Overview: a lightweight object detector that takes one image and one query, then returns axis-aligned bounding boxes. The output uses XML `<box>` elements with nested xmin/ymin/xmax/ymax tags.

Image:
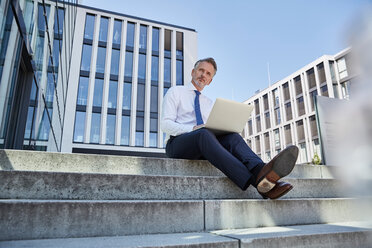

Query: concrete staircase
<box><xmin>0</xmin><ymin>149</ymin><xmax>371</xmax><ymax>247</ymax></box>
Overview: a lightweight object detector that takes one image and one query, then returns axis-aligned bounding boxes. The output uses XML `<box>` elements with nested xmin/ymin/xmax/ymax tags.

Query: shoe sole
<box><xmin>271</xmin><ymin>145</ymin><xmax>299</xmax><ymax>178</ymax></box>
<box><xmin>257</xmin><ymin>146</ymin><xmax>299</xmax><ymax>193</ymax></box>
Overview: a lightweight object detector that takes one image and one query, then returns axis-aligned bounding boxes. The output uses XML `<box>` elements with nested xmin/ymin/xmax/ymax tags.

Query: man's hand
<box><xmin>193</xmin><ymin>124</ymin><xmax>205</xmax><ymax>131</ymax></box>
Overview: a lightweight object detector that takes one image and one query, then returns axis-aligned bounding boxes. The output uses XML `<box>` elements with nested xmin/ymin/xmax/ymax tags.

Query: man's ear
<box><xmin>207</xmin><ymin>78</ymin><xmax>213</xmax><ymax>85</ymax></box>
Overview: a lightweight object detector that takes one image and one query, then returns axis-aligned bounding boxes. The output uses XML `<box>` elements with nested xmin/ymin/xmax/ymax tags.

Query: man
<box><xmin>161</xmin><ymin>57</ymin><xmax>298</xmax><ymax>199</ymax></box>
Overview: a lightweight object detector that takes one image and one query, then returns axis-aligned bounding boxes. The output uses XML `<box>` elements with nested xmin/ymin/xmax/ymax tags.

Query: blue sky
<box><xmin>83</xmin><ymin>0</ymin><xmax>370</xmax><ymax>102</ymax></box>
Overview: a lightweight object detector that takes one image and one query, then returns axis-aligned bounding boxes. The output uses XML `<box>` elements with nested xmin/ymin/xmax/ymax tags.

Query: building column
<box><xmin>158</xmin><ymin>27</ymin><xmax>165</xmax><ymax>148</ymax></box>
<box><xmin>144</xmin><ymin>26</ymin><xmax>152</xmax><ymax>147</ymax></box>
<box><xmin>100</xmin><ymin>16</ymin><xmax>114</xmax><ymax>144</ymax></box>
<box><xmin>129</xmin><ymin>22</ymin><xmax>140</xmax><ymax>146</ymax></box>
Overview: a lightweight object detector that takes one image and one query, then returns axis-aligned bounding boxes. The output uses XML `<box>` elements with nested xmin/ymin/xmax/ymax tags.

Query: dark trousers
<box><xmin>165</xmin><ymin>128</ymin><xmax>265</xmax><ymax>190</ymax></box>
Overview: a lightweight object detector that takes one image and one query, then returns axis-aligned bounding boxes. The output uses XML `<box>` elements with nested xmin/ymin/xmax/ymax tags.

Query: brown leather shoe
<box><xmin>256</xmin><ymin>145</ymin><xmax>299</xmax><ymax>193</ymax></box>
<box><xmin>259</xmin><ymin>181</ymin><xmax>293</xmax><ymax>199</ymax></box>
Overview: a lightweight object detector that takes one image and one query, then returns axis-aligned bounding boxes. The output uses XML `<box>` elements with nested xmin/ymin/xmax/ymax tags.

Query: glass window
<box><xmin>150</xmin><ymin>117</ymin><xmax>158</xmax><ymax>132</ymax></box>
<box><xmin>321</xmin><ymin>85</ymin><xmax>328</xmax><ymax>97</ymax></box>
<box><xmin>317</xmin><ymin>63</ymin><xmax>326</xmax><ymax>84</ymax></box>
<box><xmin>37</xmin><ymin>3</ymin><xmax>50</xmax><ymax>32</ymax></box>
<box><xmin>99</xmin><ymin>17</ymin><xmax>109</xmax><ymax>42</ymax></box>
<box><xmin>112</xmin><ymin>19</ymin><xmax>122</xmax><ymax>45</ymax></box>
<box><xmin>310</xmin><ymin>90</ymin><xmax>318</xmax><ymax>111</ymax></box>
<box><xmin>123</xmin><ymin>82</ymin><xmax>132</xmax><ymax>110</ymax></box>
<box><xmin>138</xmin><ymin>54</ymin><xmax>146</xmax><ymax>80</ymax></box>
<box><xmin>296</xmin><ymin>120</ymin><xmax>305</xmax><ymax>141</ymax></box>
<box><xmin>274</xmin><ymin>129</ymin><xmax>280</xmax><ymax>148</ymax></box>
<box><xmin>90</xmin><ymin>113</ymin><xmax>101</xmax><ymax>143</ymax></box>
<box><xmin>256</xmin><ymin>116</ymin><xmax>261</xmax><ymax>132</ymax></box>
<box><xmin>34</xmin><ymin>36</ymin><xmax>44</xmax><ymax>65</ymax></box>
<box><xmin>164</xmin><ymin>29</ymin><xmax>171</xmax><ymax>57</ymax></box>
<box><xmin>150</xmin><ymin>86</ymin><xmax>158</xmax><ymax>113</ymax></box>
<box><xmin>176</xmin><ymin>31</ymin><xmax>183</xmax><ymax>56</ymax></box>
<box><xmin>151</xmin><ymin>56</ymin><xmax>159</xmax><ymax>82</ymax></box>
<box><xmin>52</xmin><ymin>39</ymin><xmax>60</xmax><ymax>67</ymax></box>
<box><xmin>84</xmin><ymin>14</ymin><xmax>95</xmax><ymax>40</ymax></box>
<box><xmin>108</xmin><ymin>81</ymin><xmax>118</xmax><ymax>109</ymax></box>
<box><xmin>150</xmin><ymin>133</ymin><xmax>157</xmax><ymax>147</ymax></box>
<box><xmin>294</xmin><ymin>76</ymin><xmax>302</xmax><ymax>95</ymax></box>
<box><xmin>265</xmin><ymin>112</ymin><xmax>270</xmax><ymax>129</ymax></box>
<box><xmin>164</xmin><ymin>58</ymin><xmax>171</xmax><ymax>84</ymax></box>
<box><xmin>96</xmin><ymin>47</ymin><xmax>106</xmax><ymax>74</ymax></box>
<box><xmin>24</xmin><ymin>106</ymin><xmax>34</xmax><ymax>139</ymax></box>
<box><xmin>135</xmin><ymin>132</ymin><xmax>144</xmax><ymax>146</ymax></box>
<box><xmin>150</xmin><ymin>117</ymin><xmax>158</xmax><ymax>147</ymax></box>
<box><xmin>248</xmin><ymin>119</ymin><xmax>253</xmax><ymax>135</ymax></box>
<box><xmin>54</xmin><ymin>7</ymin><xmax>64</xmax><ymax>36</ymax></box>
<box><xmin>77</xmin><ymin>77</ymin><xmax>89</xmax><ymax>106</ymax></box>
<box><xmin>126</xmin><ymin>22</ymin><xmax>135</xmax><ymax>48</ymax></box>
<box><xmin>275</xmin><ymin>108</ymin><xmax>281</xmax><ymax>125</ymax></box>
<box><xmin>307</xmin><ymin>68</ymin><xmax>316</xmax><ymax>89</ymax></box>
<box><xmin>80</xmin><ymin>44</ymin><xmax>92</xmax><ymax>71</ymax></box>
<box><xmin>93</xmin><ymin>78</ymin><xmax>104</xmax><ymax>107</ymax></box>
<box><xmin>297</xmin><ymin>97</ymin><xmax>305</xmax><ymax>116</ymax></box>
<box><xmin>139</xmin><ymin>25</ymin><xmax>147</xmax><ymax>50</ymax></box>
<box><xmin>37</xmin><ymin>109</ymin><xmax>51</xmax><ymax>141</ymax></box>
<box><xmin>283</xmin><ymin>82</ymin><xmax>290</xmax><ymax>101</ymax></box>
<box><xmin>110</xmin><ymin>49</ymin><xmax>120</xmax><ymax>75</ymax></box>
<box><xmin>176</xmin><ymin>60</ymin><xmax>183</xmax><ymax>85</ymax></box>
<box><xmin>106</xmin><ymin>114</ymin><xmax>116</xmax><ymax>144</ymax></box>
<box><xmin>137</xmin><ymin>83</ymin><xmax>145</xmax><ymax>111</ymax></box>
<box><xmin>124</xmin><ymin>51</ymin><xmax>133</xmax><ymax>78</ymax></box>
<box><xmin>284</xmin><ymin>124</ymin><xmax>292</xmax><ymax>145</ymax></box>
<box><xmin>73</xmin><ymin>111</ymin><xmax>85</xmax><ymax>142</ymax></box>
<box><xmin>152</xmin><ymin>27</ymin><xmax>159</xmax><ymax>52</ymax></box>
<box><xmin>46</xmin><ymin>73</ymin><xmax>55</xmax><ymax>103</ymax></box>
<box><xmin>136</xmin><ymin>116</ymin><xmax>144</xmax><ymax>146</ymax></box>
<box><xmin>272</xmin><ymin>89</ymin><xmax>279</xmax><ymax>107</ymax></box>
<box><xmin>285</xmin><ymin>102</ymin><xmax>292</xmax><ymax>121</ymax></box>
<box><xmin>121</xmin><ymin>115</ymin><xmax>130</xmax><ymax>145</ymax></box>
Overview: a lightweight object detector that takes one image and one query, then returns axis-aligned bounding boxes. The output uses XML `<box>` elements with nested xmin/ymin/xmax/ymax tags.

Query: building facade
<box><xmin>242</xmin><ymin>48</ymin><xmax>355</xmax><ymax>164</ymax></box>
<box><xmin>60</xmin><ymin>5</ymin><xmax>197</xmax><ymax>156</ymax></box>
<box><xmin>0</xmin><ymin>0</ymin><xmax>77</xmax><ymax>151</ymax></box>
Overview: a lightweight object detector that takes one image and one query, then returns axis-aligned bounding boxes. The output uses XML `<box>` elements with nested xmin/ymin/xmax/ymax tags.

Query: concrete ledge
<box><xmin>213</xmin><ymin>221</ymin><xmax>372</xmax><ymax>248</ymax></box>
<box><xmin>0</xmin><ymin>149</ymin><xmax>337</xmax><ymax>178</ymax></box>
<box><xmin>0</xmin><ymin>171</ymin><xmax>345</xmax><ymax>200</ymax></box>
<box><xmin>0</xmin><ymin>232</ymin><xmax>239</xmax><ymax>248</ymax></box>
<box><xmin>205</xmin><ymin>198</ymin><xmax>371</xmax><ymax>230</ymax></box>
<box><xmin>0</xmin><ymin>200</ymin><xmax>204</xmax><ymax>241</ymax></box>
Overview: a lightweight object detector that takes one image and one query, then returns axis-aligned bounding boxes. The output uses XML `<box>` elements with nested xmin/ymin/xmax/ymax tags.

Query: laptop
<box><xmin>196</xmin><ymin>98</ymin><xmax>254</xmax><ymax>134</ymax></box>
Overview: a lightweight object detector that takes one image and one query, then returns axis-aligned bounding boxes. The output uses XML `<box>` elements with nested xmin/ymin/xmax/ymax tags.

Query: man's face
<box><xmin>191</xmin><ymin>61</ymin><xmax>215</xmax><ymax>91</ymax></box>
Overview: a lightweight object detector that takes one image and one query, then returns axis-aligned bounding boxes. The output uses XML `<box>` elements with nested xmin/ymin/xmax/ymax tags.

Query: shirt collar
<box><xmin>186</xmin><ymin>81</ymin><xmax>200</xmax><ymax>92</ymax></box>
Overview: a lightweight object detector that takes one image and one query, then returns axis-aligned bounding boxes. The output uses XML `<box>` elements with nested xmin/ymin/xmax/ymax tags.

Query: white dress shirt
<box><xmin>161</xmin><ymin>82</ymin><xmax>214</xmax><ymax>144</ymax></box>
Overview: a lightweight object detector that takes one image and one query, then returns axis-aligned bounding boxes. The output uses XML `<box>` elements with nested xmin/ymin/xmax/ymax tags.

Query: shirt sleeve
<box><xmin>161</xmin><ymin>87</ymin><xmax>194</xmax><ymax>136</ymax></box>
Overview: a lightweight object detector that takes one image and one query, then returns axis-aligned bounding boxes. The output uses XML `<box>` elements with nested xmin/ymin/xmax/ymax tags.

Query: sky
<box><xmin>82</xmin><ymin>0</ymin><xmax>370</xmax><ymax>102</ymax></box>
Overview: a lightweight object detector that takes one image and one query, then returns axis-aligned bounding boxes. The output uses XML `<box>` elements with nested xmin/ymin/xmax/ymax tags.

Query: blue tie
<box><xmin>194</xmin><ymin>90</ymin><xmax>204</xmax><ymax>125</ymax></box>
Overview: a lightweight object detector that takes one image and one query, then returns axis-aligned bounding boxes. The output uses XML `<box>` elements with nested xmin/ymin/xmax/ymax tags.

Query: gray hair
<box><xmin>194</xmin><ymin>57</ymin><xmax>217</xmax><ymax>76</ymax></box>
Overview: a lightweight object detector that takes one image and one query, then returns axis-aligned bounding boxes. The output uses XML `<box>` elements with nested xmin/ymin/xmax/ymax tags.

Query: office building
<box><xmin>0</xmin><ymin>0</ymin><xmax>197</xmax><ymax>157</ymax></box>
<box><xmin>242</xmin><ymin>48</ymin><xmax>355</xmax><ymax>164</ymax></box>
<box><xmin>61</xmin><ymin>4</ymin><xmax>197</xmax><ymax>156</ymax></box>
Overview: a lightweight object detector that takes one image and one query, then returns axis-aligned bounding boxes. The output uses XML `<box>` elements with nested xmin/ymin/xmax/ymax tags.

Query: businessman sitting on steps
<box><xmin>161</xmin><ymin>57</ymin><xmax>299</xmax><ymax>199</ymax></box>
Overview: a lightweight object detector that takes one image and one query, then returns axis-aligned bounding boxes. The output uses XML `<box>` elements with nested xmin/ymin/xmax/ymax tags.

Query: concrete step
<box><xmin>204</xmin><ymin>198</ymin><xmax>371</xmax><ymax>231</ymax></box>
<box><xmin>0</xmin><ymin>170</ymin><xmax>346</xmax><ymax>200</ymax></box>
<box><xmin>0</xmin><ymin>232</ymin><xmax>239</xmax><ymax>248</ymax></box>
<box><xmin>213</xmin><ymin>221</ymin><xmax>372</xmax><ymax>248</ymax></box>
<box><xmin>0</xmin><ymin>149</ymin><xmax>338</xmax><ymax>178</ymax></box>
<box><xmin>0</xmin><ymin>198</ymin><xmax>369</xmax><ymax>241</ymax></box>
<box><xmin>1</xmin><ymin>222</ymin><xmax>371</xmax><ymax>248</ymax></box>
